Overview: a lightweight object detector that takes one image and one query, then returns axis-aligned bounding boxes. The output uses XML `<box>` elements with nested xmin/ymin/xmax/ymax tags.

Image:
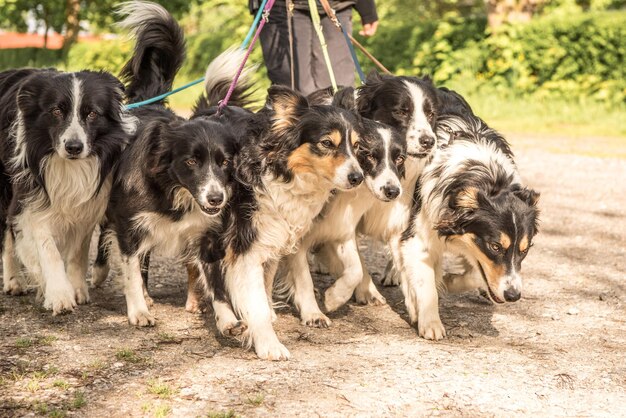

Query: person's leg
<box><xmin>292</xmin><ymin>10</ymin><xmax>316</xmax><ymax>94</ymax></box>
<box><xmin>259</xmin><ymin>4</ymin><xmax>292</xmax><ymax>86</ymax></box>
<box><xmin>310</xmin><ymin>8</ymin><xmax>355</xmax><ymax>93</ymax></box>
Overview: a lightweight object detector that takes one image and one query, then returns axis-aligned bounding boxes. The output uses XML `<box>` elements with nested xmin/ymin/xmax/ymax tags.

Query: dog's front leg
<box><xmin>31</xmin><ymin>226</ymin><xmax>76</xmax><ymax>315</ymax></box>
<box><xmin>381</xmin><ymin>236</ymin><xmax>402</xmax><ymax>286</ymax></box>
<box><xmin>264</xmin><ymin>259</ymin><xmax>279</xmax><ymax>322</ymax></box>
<box><xmin>284</xmin><ymin>249</ymin><xmax>331</xmax><ymax>328</ymax></box>
<box><xmin>354</xmin><ymin>245</ymin><xmax>387</xmax><ymax>306</ymax></box>
<box><xmin>324</xmin><ymin>236</ymin><xmax>364</xmax><ymax>312</ymax></box>
<box><xmin>66</xmin><ymin>232</ymin><xmax>92</xmax><ymax>304</ymax></box>
<box><xmin>120</xmin><ymin>253</ymin><xmax>155</xmax><ymax>326</ymax></box>
<box><xmin>399</xmin><ymin>235</ymin><xmax>446</xmax><ymax>340</ymax></box>
<box><xmin>226</xmin><ymin>253</ymin><xmax>290</xmax><ymax>360</ymax></box>
<box><xmin>2</xmin><ymin>229</ymin><xmax>25</xmax><ymax>295</ymax></box>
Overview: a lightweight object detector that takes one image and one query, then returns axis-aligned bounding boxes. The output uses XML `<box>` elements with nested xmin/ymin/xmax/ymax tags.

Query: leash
<box><xmin>124</xmin><ymin>0</ymin><xmax>270</xmax><ymax>111</ymax></box>
<box><xmin>307</xmin><ymin>0</ymin><xmax>338</xmax><ymax>93</ymax></box>
<box><xmin>316</xmin><ymin>0</ymin><xmax>391</xmax><ymax>76</ymax></box>
<box><xmin>286</xmin><ymin>0</ymin><xmax>296</xmax><ymax>90</ymax></box>
<box><xmin>316</xmin><ymin>0</ymin><xmax>365</xmax><ymax>84</ymax></box>
<box><xmin>216</xmin><ymin>0</ymin><xmax>276</xmax><ymax>114</ymax></box>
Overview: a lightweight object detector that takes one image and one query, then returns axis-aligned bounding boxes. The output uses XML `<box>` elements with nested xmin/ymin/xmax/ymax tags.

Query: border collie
<box><xmin>297</xmin><ymin>72</ymin><xmax>440</xmax><ymax>320</ymax></box>
<box><xmin>196</xmin><ymin>84</ymin><xmax>366</xmax><ymax>360</ymax></box>
<box><xmin>99</xmin><ymin>2</ymin><xmax>250</xmax><ymax>326</ymax></box>
<box><xmin>396</xmin><ymin>88</ymin><xmax>540</xmax><ymax>339</ymax></box>
<box><xmin>0</xmin><ymin>65</ymin><xmax>135</xmax><ymax>314</ymax></box>
<box><xmin>276</xmin><ymin>88</ymin><xmax>407</xmax><ymax>327</ymax></box>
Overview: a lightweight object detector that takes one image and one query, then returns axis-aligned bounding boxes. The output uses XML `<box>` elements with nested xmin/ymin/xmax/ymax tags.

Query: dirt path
<box><xmin>1</xmin><ymin>141</ymin><xmax>625</xmax><ymax>417</ymax></box>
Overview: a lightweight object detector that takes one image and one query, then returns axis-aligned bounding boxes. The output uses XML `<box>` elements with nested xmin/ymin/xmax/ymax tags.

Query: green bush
<box><xmin>0</xmin><ymin>48</ymin><xmax>62</xmax><ymax>69</ymax></box>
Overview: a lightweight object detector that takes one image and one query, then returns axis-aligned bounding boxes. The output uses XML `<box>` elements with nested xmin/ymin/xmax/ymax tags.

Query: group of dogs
<box><xmin>0</xmin><ymin>2</ymin><xmax>539</xmax><ymax>360</ymax></box>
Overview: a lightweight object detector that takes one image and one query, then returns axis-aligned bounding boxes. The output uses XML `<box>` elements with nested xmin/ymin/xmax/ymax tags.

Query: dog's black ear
<box><xmin>422</xmin><ymin>74</ymin><xmax>433</xmax><ymax>84</ymax></box>
<box><xmin>513</xmin><ymin>187</ymin><xmax>540</xmax><ymax>207</ymax></box>
<box><xmin>143</xmin><ymin>121</ymin><xmax>169</xmax><ymax>176</ymax></box>
<box><xmin>16</xmin><ymin>74</ymin><xmax>49</xmax><ymax>114</ymax></box>
<box><xmin>332</xmin><ymin>87</ymin><xmax>357</xmax><ymax>112</ymax></box>
<box><xmin>435</xmin><ymin>187</ymin><xmax>481</xmax><ymax>236</ymax></box>
<box><xmin>365</xmin><ymin>70</ymin><xmax>382</xmax><ymax>85</ymax></box>
<box><xmin>266</xmin><ymin>85</ymin><xmax>309</xmax><ymax>132</ymax></box>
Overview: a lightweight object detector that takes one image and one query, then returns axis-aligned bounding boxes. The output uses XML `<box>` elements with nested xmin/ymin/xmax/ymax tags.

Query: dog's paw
<box><xmin>143</xmin><ymin>292</ymin><xmax>154</xmax><ymax>308</ymax></box>
<box><xmin>221</xmin><ymin>320</ymin><xmax>248</xmax><ymax>337</ymax></box>
<box><xmin>128</xmin><ymin>310</ymin><xmax>156</xmax><ymax>327</ymax></box>
<box><xmin>74</xmin><ymin>286</ymin><xmax>90</xmax><ymax>305</ymax></box>
<box><xmin>185</xmin><ymin>297</ymin><xmax>201</xmax><ymax>313</ymax></box>
<box><xmin>254</xmin><ymin>337</ymin><xmax>290</xmax><ymax>361</ymax></box>
<box><xmin>44</xmin><ymin>290</ymin><xmax>77</xmax><ymax>316</ymax></box>
<box><xmin>3</xmin><ymin>277</ymin><xmax>25</xmax><ymax>296</ymax></box>
<box><xmin>301</xmin><ymin>311</ymin><xmax>332</xmax><ymax>328</ymax></box>
<box><xmin>381</xmin><ymin>262</ymin><xmax>401</xmax><ymax>287</ymax></box>
<box><xmin>417</xmin><ymin>315</ymin><xmax>446</xmax><ymax>341</ymax></box>
<box><xmin>354</xmin><ymin>284</ymin><xmax>387</xmax><ymax>306</ymax></box>
<box><xmin>90</xmin><ymin>265</ymin><xmax>109</xmax><ymax>288</ymax></box>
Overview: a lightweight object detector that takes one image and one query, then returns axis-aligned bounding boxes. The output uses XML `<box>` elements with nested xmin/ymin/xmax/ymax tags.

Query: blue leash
<box><xmin>124</xmin><ymin>0</ymin><xmax>269</xmax><ymax>110</ymax></box>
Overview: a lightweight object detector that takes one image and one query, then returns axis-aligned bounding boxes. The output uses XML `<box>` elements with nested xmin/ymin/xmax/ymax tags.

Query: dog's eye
<box><xmin>489</xmin><ymin>242</ymin><xmax>503</xmax><ymax>254</ymax></box>
<box><xmin>353</xmin><ymin>141</ymin><xmax>360</xmax><ymax>151</ymax></box>
<box><xmin>395</xmin><ymin>155</ymin><xmax>405</xmax><ymax>165</ymax></box>
<box><xmin>321</xmin><ymin>139</ymin><xmax>335</xmax><ymax>148</ymax></box>
<box><xmin>520</xmin><ymin>243</ymin><xmax>534</xmax><ymax>255</ymax></box>
<box><xmin>51</xmin><ymin>108</ymin><xmax>63</xmax><ymax>118</ymax></box>
<box><xmin>186</xmin><ymin>159</ymin><xmax>197</xmax><ymax>167</ymax></box>
<box><xmin>428</xmin><ymin>111</ymin><xmax>436</xmax><ymax>122</ymax></box>
<box><xmin>367</xmin><ymin>155</ymin><xmax>376</xmax><ymax>165</ymax></box>
<box><xmin>222</xmin><ymin>160</ymin><xmax>231</xmax><ymax>168</ymax></box>
<box><xmin>86</xmin><ymin>111</ymin><xmax>98</xmax><ymax>121</ymax></box>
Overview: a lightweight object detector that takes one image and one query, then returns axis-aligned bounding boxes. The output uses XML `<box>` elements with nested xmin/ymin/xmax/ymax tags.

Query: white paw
<box><xmin>354</xmin><ymin>285</ymin><xmax>387</xmax><ymax>306</ymax></box>
<box><xmin>74</xmin><ymin>286</ymin><xmax>90</xmax><ymax>305</ymax></box>
<box><xmin>254</xmin><ymin>336</ymin><xmax>290</xmax><ymax>361</ymax></box>
<box><xmin>219</xmin><ymin>320</ymin><xmax>248</xmax><ymax>337</ymax></box>
<box><xmin>128</xmin><ymin>309</ymin><xmax>156</xmax><ymax>327</ymax></box>
<box><xmin>44</xmin><ymin>284</ymin><xmax>77</xmax><ymax>316</ymax></box>
<box><xmin>324</xmin><ymin>288</ymin><xmax>350</xmax><ymax>312</ymax></box>
<box><xmin>300</xmin><ymin>311</ymin><xmax>332</xmax><ymax>328</ymax></box>
<box><xmin>381</xmin><ymin>261</ymin><xmax>401</xmax><ymax>286</ymax></box>
<box><xmin>185</xmin><ymin>297</ymin><xmax>201</xmax><ymax>313</ymax></box>
<box><xmin>270</xmin><ymin>307</ymin><xmax>277</xmax><ymax>323</ymax></box>
<box><xmin>3</xmin><ymin>276</ymin><xmax>25</xmax><ymax>295</ymax></box>
<box><xmin>417</xmin><ymin>313</ymin><xmax>446</xmax><ymax>341</ymax></box>
<box><xmin>143</xmin><ymin>290</ymin><xmax>154</xmax><ymax>308</ymax></box>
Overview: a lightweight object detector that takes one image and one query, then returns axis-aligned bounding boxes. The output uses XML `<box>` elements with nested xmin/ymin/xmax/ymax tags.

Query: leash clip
<box><xmin>262</xmin><ymin>10</ymin><xmax>270</xmax><ymax>22</ymax></box>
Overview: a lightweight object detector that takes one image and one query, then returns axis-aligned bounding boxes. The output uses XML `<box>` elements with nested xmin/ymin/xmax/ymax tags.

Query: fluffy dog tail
<box><xmin>194</xmin><ymin>47</ymin><xmax>257</xmax><ymax>112</ymax></box>
<box><xmin>117</xmin><ymin>1</ymin><xmax>186</xmax><ymax>103</ymax></box>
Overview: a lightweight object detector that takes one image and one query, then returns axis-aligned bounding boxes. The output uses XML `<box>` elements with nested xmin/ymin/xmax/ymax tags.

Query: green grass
<box><xmin>246</xmin><ymin>393</ymin><xmax>264</xmax><ymax>406</ymax></box>
<box><xmin>52</xmin><ymin>379</ymin><xmax>71</xmax><ymax>390</ymax></box>
<box><xmin>154</xmin><ymin>404</ymin><xmax>172</xmax><ymax>418</ymax></box>
<box><xmin>71</xmin><ymin>391</ymin><xmax>87</xmax><ymax>409</ymax></box>
<box><xmin>147</xmin><ymin>379</ymin><xmax>176</xmax><ymax>399</ymax></box>
<box><xmin>115</xmin><ymin>348</ymin><xmax>143</xmax><ymax>363</ymax></box>
<box><xmin>206</xmin><ymin>410</ymin><xmax>238</xmax><ymax>418</ymax></box>
<box><xmin>15</xmin><ymin>335</ymin><xmax>58</xmax><ymax>348</ymax></box>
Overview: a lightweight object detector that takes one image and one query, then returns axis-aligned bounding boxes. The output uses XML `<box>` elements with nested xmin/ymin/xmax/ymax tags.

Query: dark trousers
<box><xmin>259</xmin><ymin>4</ymin><xmax>355</xmax><ymax>95</ymax></box>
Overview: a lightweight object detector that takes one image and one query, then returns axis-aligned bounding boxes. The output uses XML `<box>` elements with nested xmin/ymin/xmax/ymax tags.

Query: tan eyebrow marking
<box><xmin>328</xmin><ymin>130</ymin><xmax>342</xmax><ymax>147</ymax></box>
<box><xmin>519</xmin><ymin>235</ymin><xmax>529</xmax><ymax>252</ymax></box>
<box><xmin>500</xmin><ymin>232</ymin><xmax>511</xmax><ymax>250</ymax></box>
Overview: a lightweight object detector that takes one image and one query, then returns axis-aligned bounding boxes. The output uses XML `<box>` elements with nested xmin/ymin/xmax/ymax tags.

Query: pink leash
<box><xmin>217</xmin><ymin>0</ymin><xmax>277</xmax><ymax>114</ymax></box>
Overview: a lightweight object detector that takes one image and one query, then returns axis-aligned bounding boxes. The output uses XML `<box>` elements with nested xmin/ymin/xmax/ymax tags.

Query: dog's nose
<box><xmin>65</xmin><ymin>140</ymin><xmax>84</xmax><ymax>156</ymax></box>
<box><xmin>503</xmin><ymin>287</ymin><xmax>521</xmax><ymax>302</ymax></box>
<box><xmin>348</xmin><ymin>172</ymin><xmax>363</xmax><ymax>187</ymax></box>
<box><xmin>382</xmin><ymin>184</ymin><xmax>400</xmax><ymax>200</ymax></box>
<box><xmin>207</xmin><ymin>193</ymin><xmax>224</xmax><ymax>207</ymax></box>
<box><xmin>419</xmin><ymin>134</ymin><xmax>435</xmax><ymax>149</ymax></box>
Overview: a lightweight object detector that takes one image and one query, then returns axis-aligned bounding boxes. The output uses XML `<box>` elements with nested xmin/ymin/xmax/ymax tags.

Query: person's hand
<box><xmin>359</xmin><ymin>20</ymin><xmax>378</xmax><ymax>37</ymax></box>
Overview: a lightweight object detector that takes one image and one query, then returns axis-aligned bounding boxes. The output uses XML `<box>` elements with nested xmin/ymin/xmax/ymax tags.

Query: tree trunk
<box><xmin>63</xmin><ymin>0</ymin><xmax>81</xmax><ymax>53</ymax></box>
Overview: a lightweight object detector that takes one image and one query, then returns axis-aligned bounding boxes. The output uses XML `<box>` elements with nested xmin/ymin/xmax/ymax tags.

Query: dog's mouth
<box><xmin>477</xmin><ymin>262</ymin><xmax>505</xmax><ymax>304</ymax></box>
<box><xmin>200</xmin><ymin>206</ymin><xmax>221</xmax><ymax>216</ymax></box>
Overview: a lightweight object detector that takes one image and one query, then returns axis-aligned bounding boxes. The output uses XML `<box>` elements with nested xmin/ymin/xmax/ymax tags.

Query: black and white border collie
<box><xmin>99</xmin><ymin>2</ymin><xmax>247</xmax><ymax>326</ymax></box>
<box><xmin>297</xmin><ymin>72</ymin><xmax>440</xmax><ymax>321</ymax></box>
<box><xmin>396</xmin><ymin>88</ymin><xmax>540</xmax><ymax>340</ymax></box>
<box><xmin>197</xmin><ymin>85</ymin><xmax>365</xmax><ymax>360</ymax></box>
<box><xmin>0</xmin><ymin>66</ymin><xmax>135</xmax><ymax>314</ymax></box>
<box><xmin>276</xmin><ymin>88</ymin><xmax>407</xmax><ymax>327</ymax></box>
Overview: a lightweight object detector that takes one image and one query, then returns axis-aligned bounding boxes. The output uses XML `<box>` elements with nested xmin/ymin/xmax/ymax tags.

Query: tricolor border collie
<box><xmin>291</xmin><ymin>72</ymin><xmax>440</xmax><ymax>324</ymax></box>
<box><xmin>276</xmin><ymin>87</ymin><xmax>407</xmax><ymax>327</ymax></box>
<box><xmin>0</xmin><ymin>66</ymin><xmax>135</xmax><ymax>314</ymax></box>
<box><xmin>197</xmin><ymin>84</ymin><xmax>366</xmax><ymax>360</ymax></box>
<box><xmin>396</xmin><ymin>87</ymin><xmax>540</xmax><ymax>339</ymax></box>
